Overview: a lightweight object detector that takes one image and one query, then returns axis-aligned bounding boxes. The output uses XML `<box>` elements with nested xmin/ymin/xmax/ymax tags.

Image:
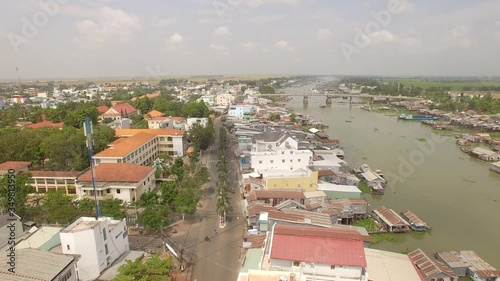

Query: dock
<box><xmin>400</xmin><ymin>210</ymin><xmax>432</xmax><ymax>231</ymax></box>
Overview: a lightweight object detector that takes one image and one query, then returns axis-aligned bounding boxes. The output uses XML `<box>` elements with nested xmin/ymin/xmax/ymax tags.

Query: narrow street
<box><xmin>169</xmin><ymin>117</ymin><xmax>246</xmax><ymax>281</ymax></box>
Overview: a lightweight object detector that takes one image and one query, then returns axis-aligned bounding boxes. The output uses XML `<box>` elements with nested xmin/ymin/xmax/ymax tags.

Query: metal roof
<box><xmin>409</xmin><ymin>249</ymin><xmax>457</xmax><ymax>279</ymax></box>
<box><xmin>373</xmin><ymin>206</ymin><xmax>410</xmax><ymax>227</ymax></box>
<box><xmin>401</xmin><ymin>210</ymin><xmax>428</xmax><ymax>227</ymax></box>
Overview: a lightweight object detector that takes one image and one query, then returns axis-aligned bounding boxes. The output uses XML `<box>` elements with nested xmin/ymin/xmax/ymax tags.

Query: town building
<box><xmin>408</xmin><ymin>249</ymin><xmax>458</xmax><ymax>281</ymax></box>
<box><xmin>144</xmin><ymin>110</ymin><xmax>163</xmax><ymax>119</ymax></box>
<box><xmin>93</xmin><ymin>132</ymin><xmax>158</xmax><ymax>166</ymax></box>
<box><xmin>0</xmin><ymin>248</ymin><xmax>79</xmax><ymax>281</ymax></box>
<box><xmin>147</xmin><ymin>117</ymin><xmax>174</xmax><ymax>129</ymax></box>
<box><xmin>0</xmin><ymin>161</ymin><xmax>32</xmax><ymax>176</ymax></box>
<box><xmin>114</xmin><ymin>128</ymin><xmax>186</xmax><ymax>157</ymax></box>
<box><xmin>100</xmin><ymin>103</ymin><xmax>138</xmax><ymax>121</ymax></box>
<box><xmin>228</xmin><ymin>104</ymin><xmax>257</xmax><ymax>119</ymax></box>
<box><xmin>470</xmin><ymin>147</ymin><xmax>500</xmax><ymax>161</ymax></box>
<box><xmin>216</xmin><ymin>93</ymin><xmax>234</xmax><ymax>107</ymax></box>
<box><xmin>317</xmin><ymin>182</ymin><xmax>362</xmax><ymax>199</ymax></box>
<box><xmin>29</xmin><ymin>171</ymin><xmax>81</xmax><ymax>195</ymax></box>
<box><xmin>76</xmin><ymin>163</ymin><xmax>155</xmax><ymax>203</ymax></box>
<box><xmin>60</xmin><ymin>217</ymin><xmax>129</xmax><ymax>281</ymax></box>
<box><xmin>436</xmin><ymin>251</ymin><xmax>500</xmax><ymax>281</ymax></box>
<box><xmin>365</xmin><ymin>248</ymin><xmax>422</xmax><ymax>281</ymax></box>
<box><xmin>200</xmin><ymin>95</ymin><xmax>215</xmax><ymax>105</ymax></box>
<box><xmin>25</xmin><ymin>114</ymin><xmax>64</xmax><ymax>129</ymax></box>
<box><xmin>262</xmin><ymin>224</ymin><xmax>368</xmax><ymax>281</ymax></box>
<box><xmin>490</xmin><ymin>161</ymin><xmax>500</xmax><ymax>173</ymax></box>
<box><xmin>186</xmin><ymin>117</ymin><xmax>209</xmax><ymax>131</ymax></box>
<box><xmin>259</xmin><ymin>168</ymin><xmax>318</xmax><ymax>192</ymax></box>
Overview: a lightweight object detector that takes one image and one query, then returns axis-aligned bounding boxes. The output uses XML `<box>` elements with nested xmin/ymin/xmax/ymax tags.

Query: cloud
<box><xmin>247</xmin><ymin>15</ymin><xmax>285</xmax><ymax>23</ymax></box>
<box><xmin>198</xmin><ymin>17</ymin><xmax>218</xmax><ymax>24</ymax></box>
<box><xmin>370</xmin><ymin>30</ymin><xmax>396</xmax><ymax>43</ymax></box>
<box><xmin>75</xmin><ymin>6</ymin><xmax>140</xmax><ymax>48</ymax></box>
<box><xmin>209</xmin><ymin>43</ymin><xmax>228</xmax><ymax>51</ymax></box>
<box><xmin>154</xmin><ymin>17</ymin><xmax>177</xmax><ymax>27</ymax></box>
<box><xmin>242</xmin><ymin>42</ymin><xmax>258</xmax><ymax>54</ymax></box>
<box><xmin>275</xmin><ymin>40</ymin><xmax>294</xmax><ymax>51</ymax></box>
<box><xmin>213</xmin><ymin>26</ymin><xmax>230</xmax><ymax>36</ymax></box>
<box><xmin>169</xmin><ymin>33</ymin><xmax>184</xmax><ymax>44</ymax></box>
<box><xmin>317</xmin><ymin>28</ymin><xmax>332</xmax><ymax>40</ymax></box>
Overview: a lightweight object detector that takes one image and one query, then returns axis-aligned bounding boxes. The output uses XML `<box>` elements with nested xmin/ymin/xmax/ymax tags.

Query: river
<box><xmin>282</xmin><ymin>78</ymin><xmax>500</xmax><ymax>269</ymax></box>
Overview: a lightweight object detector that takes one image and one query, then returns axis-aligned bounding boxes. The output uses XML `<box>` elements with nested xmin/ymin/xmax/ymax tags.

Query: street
<box><xmin>169</xmin><ymin>117</ymin><xmax>245</xmax><ymax>281</ymax></box>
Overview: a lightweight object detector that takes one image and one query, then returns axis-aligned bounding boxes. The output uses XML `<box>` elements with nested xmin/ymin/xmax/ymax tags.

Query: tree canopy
<box><xmin>113</xmin><ymin>254</ymin><xmax>173</xmax><ymax>281</ymax></box>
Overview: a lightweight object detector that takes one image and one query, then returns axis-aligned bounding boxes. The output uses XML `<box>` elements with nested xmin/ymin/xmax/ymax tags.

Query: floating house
<box><xmin>400</xmin><ymin>209</ymin><xmax>431</xmax><ymax>231</ymax></box>
<box><xmin>436</xmin><ymin>250</ymin><xmax>500</xmax><ymax>281</ymax></box>
<box><xmin>408</xmin><ymin>249</ymin><xmax>458</xmax><ymax>281</ymax></box>
<box><xmin>490</xmin><ymin>161</ymin><xmax>500</xmax><ymax>174</ymax></box>
<box><xmin>372</xmin><ymin>206</ymin><xmax>410</xmax><ymax>233</ymax></box>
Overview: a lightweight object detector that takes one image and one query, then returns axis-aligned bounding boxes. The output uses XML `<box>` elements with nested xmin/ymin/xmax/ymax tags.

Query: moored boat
<box><xmin>398</xmin><ymin>114</ymin><xmax>438</xmax><ymax>121</ymax></box>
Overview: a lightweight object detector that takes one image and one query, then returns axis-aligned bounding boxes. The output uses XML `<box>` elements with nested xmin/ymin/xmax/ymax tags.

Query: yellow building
<box><xmin>263</xmin><ymin>169</ymin><xmax>318</xmax><ymax>192</ymax></box>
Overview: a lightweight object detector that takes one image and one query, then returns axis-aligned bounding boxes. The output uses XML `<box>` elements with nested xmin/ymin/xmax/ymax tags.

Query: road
<box><xmin>169</xmin><ymin>117</ymin><xmax>246</xmax><ymax>281</ymax></box>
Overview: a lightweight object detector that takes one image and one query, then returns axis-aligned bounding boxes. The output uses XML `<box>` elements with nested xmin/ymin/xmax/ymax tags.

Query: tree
<box><xmin>113</xmin><ymin>254</ymin><xmax>173</xmax><ymax>281</ymax></box>
<box><xmin>137</xmin><ymin>192</ymin><xmax>159</xmax><ymax>207</ymax></box>
<box><xmin>174</xmin><ymin>187</ymin><xmax>200</xmax><ymax>216</ymax></box>
<box><xmin>0</xmin><ymin>172</ymin><xmax>33</xmax><ymax>217</ymax></box>
<box><xmin>44</xmin><ymin>189</ymin><xmax>79</xmax><ymax>224</ymax></box>
<box><xmin>138</xmin><ymin>204</ymin><xmax>169</xmax><ymax>231</ymax></box>
<box><xmin>170</xmin><ymin>158</ymin><xmax>185</xmax><ymax>181</ymax></box>
<box><xmin>153</xmin><ymin>157</ymin><xmax>169</xmax><ymax>178</ymax></box>
<box><xmin>160</xmin><ymin>181</ymin><xmax>178</xmax><ymax>206</ymax></box>
<box><xmin>268</xmin><ymin>113</ymin><xmax>280</xmax><ymax>121</ymax></box>
<box><xmin>100</xmin><ymin>199</ymin><xmax>126</xmax><ymax>219</ymax></box>
<box><xmin>190</xmin><ymin>121</ymin><xmax>215</xmax><ymax>151</ymax></box>
<box><xmin>182</xmin><ymin>101</ymin><xmax>210</xmax><ymax>118</ymax></box>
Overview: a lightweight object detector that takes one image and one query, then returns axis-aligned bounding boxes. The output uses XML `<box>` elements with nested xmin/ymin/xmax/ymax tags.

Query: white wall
<box><xmin>269</xmin><ymin>259</ymin><xmax>364</xmax><ymax>280</ymax></box>
<box><xmin>251</xmin><ymin>150</ymin><xmax>312</xmax><ymax>172</ymax></box>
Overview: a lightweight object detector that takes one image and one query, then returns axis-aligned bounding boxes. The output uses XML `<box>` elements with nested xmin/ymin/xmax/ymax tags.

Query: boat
<box><xmin>398</xmin><ymin>114</ymin><xmax>438</xmax><ymax>121</ymax></box>
<box><xmin>374</xmin><ymin>169</ymin><xmax>385</xmax><ymax>179</ymax></box>
<box><xmin>320</xmin><ymin>104</ymin><xmax>326</xmax><ymax>108</ymax></box>
<box><xmin>360</xmin><ymin>105</ymin><xmax>371</xmax><ymax>111</ymax></box>
<box><xmin>345</xmin><ymin>120</ymin><xmax>352</xmax><ymax>123</ymax></box>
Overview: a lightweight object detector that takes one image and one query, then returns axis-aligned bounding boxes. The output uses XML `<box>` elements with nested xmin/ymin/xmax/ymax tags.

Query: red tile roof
<box><xmin>26</xmin><ymin>120</ymin><xmax>64</xmax><ymax>129</ymax></box>
<box><xmin>271</xmin><ymin>225</ymin><xmax>367</xmax><ymax>267</ymax></box>
<box><xmin>78</xmin><ymin>163</ymin><xmax>154</xmax><ymax>182</ymax></box>
<box><xmin>0</xmin><ymin>161</ymin><xmax>31</xmax><ymax>171</ymax></box>
<box><xmin>103</xmin><ymin>103</ymin><xmax>137</xmax><ymax>116</ymax></box>
<box><xmin>317</xmin><ymin>169</ymin><xmax>337</xmax><ymax>177</ymax></box>
<box><xmin>145</xmin><ymin>110</ymin><xmax>163</xmax><ymax>118</ymax></box>
<box><xmin>97</xmin><ymin>105</ymin><xmax>109</xmax><ymax>113</ymax></box>
<box><xmin>30</xmin><ymin>171</ymin><xmax>81</xmax><ymax>178</ymax></box>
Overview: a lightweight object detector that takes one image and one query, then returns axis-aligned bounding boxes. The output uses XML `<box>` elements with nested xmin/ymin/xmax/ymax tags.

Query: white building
<box><xmin>148</xmin><ymin>117</ymin><xmax>174</xmax><ymax>129</ymax></box>
<box><xmin>0</xmin><ymin>248</ymin><xmax>79</xmax><ymax>281</ymax></box>
<box><xmin>227</xmin><ymin>104</ymin><xmax>256</xmax><ymax>119</ymax></box>
<box><xmin>60</xmin><ymin>217</ymin><xmax>129</xmax><ymax>281</ymax></box>
<box><xmin>93</xmin><ymin>132</ymin><xmax>158</xmax><ymax>166</ymax></box>
<box><xmin>76</xmin><ymin>163</ymin><xmax>155</xmax><ymax>203</ymax></box>
<box><xmin>215</xmin><ymin>93</ymin><xmax>234</xmax><ymax>107</ymax></box>
<box><xmin>186</xmin><ymin>117</ymin><xmax>209</xmax><ymax>131</ymax></box>
<box><xmin>251</xmin><ymin>133</ymin><xmax>313</xmax><ymax>172</ymax></box>
<box><xmin>200</xmin><ymin>95</ymin><xmax>215</xmax><ymax>106</ymax></box>
<box><xmin>262</xmin><ymin>224</ymin><xmax>368</xmax><ymax>281</ymax></box>
<box><xmin>114</xmin><ymin>128</ymin><xmax>186</xmax><ymax>157</ymax></box>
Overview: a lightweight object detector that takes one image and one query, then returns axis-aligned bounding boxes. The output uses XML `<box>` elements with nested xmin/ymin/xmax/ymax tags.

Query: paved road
<box><xmin>170</xmin><ymin>117</ymin><xmax>246</xmax><ymax>281</ymax></box>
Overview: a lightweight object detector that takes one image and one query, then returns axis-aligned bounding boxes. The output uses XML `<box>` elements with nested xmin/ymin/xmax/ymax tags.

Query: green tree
<box><xmin>113</xmin><ymin>254</ymin><xmax>173</xmax><ymax>281</ymax></box>
<box><xmin>189</xmin><ymin>120</ymin><xmax>215</xmax><ymax>151</ymax></box>
<box><xmin>137</xmin><ymin>192</ymin><xmax>159</xmax><ymax>207</ymax></box>
<box><xmin>170</xmin><ymin>158</ymin><xmax>185</xmax><ymax>181</ymax></box>
<box><xmin>0</xmin><ymin>172</ymin><xmax>33</xmax><ymax>217</ymax></box>
<box><xmin>44</xmin><ymin>189</ymin><xmax>79</xmax><ymax>224</ymax></box>
<box><xmin>100</xmin><ymin>199</ymin><xmax>126</xmax><ymax>219</ymax></box>
<box><xmin>160</xmin><ymin>181</ymin><xmax>178</xmax><ymax>206</ymax></box>
<box><xmin>182</xmin><ymin>101</ymin><xmax>210</xmax><ymax>118</ymax></box>
<box><xmin>138</xmin><ymin>204</ymin><xmax>169</xmax><ymax>231</ymax></box>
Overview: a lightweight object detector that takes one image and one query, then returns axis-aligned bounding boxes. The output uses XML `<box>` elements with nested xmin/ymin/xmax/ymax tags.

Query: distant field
<box><xmin>381</xmin><ymin>78</ymin><xmax>500</xmax><ymax>90</ymax></box>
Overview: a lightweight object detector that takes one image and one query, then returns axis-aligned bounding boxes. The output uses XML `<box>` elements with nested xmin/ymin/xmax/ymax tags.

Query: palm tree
<box><xmin>152</xmin><ymin>157</ymin><xmax>169</xmax><ymax>178</ymax></box>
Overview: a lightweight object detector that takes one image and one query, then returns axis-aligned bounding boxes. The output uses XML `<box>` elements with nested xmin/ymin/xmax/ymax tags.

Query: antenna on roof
<box><xmin>84</xmin><ymin>117</ymin><xmax>101</xmax><ymax>220</ymax></box>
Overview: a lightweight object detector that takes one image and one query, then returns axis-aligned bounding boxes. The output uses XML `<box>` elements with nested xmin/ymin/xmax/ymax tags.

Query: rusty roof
<box><xmin>373</xmin><ymin>206</ymin><xmax>410</xmax><ymax>227</ymax></box>
<box><xmin>274</xmin><ymin>224</ymin><xmax>363</xmax><ymax>241</ymax></box>
<box><xmin>460</xmin><ymin>250</ymin><xmax>499</xmax><ymax>277</ymax></box>
<box><xmin>0</xmin><ymin>161</ymin><xmax>31</xmax><ymax>171</ymax></box>
<box><xmin>317</xmin><ymin>169</ymin><xmax>337</xmax><ymax>177</ymax></box>
<box><xmin>94</xmin><ymin>132</ymin><xmax>156</xmax><ymax>157</ymax></box>
<box><xmin>401</xmin><ymin>210</ymin><xmax>428</xmax><ymax>227</ymax></box>
<box><xmin>408</xmin><ymin>249</ymin><xmax>457</xmax><ymax>279</ymax></box>
<box><xmin>247</xmin><ymin>203</ymin><xmax>275</xmax><ymax>217</ymax></box>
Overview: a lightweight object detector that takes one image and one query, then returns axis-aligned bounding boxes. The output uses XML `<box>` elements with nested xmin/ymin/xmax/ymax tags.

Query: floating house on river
<box><xmin>358</xmin><ymin>164</ymin><xmax>386</xmax><ymax>194</ymax></box>
<box><xmin>372</xmin><ymin>206</ymin><xmax>410</xmax><ymax>233</ymax></box>
<box><xmin>400</xmin><ymin>209</ymin><xmax>431</xmax><ymax>231</ymax></box>
<box><xmin>435</xmin><ymin>250</ymin><xmax>500</xmax><ymax>281</ymax></box>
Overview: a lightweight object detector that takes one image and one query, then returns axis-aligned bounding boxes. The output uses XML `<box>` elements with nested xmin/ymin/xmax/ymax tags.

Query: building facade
<box><xmin>29</xmin><ymin>171</ymin><xmax>81</xmax><ymax>195</ymax></box>
<box><xmin>60</xmin><ymin>217</ymin><xmax>129</xmax><ymax>281</ymax></box>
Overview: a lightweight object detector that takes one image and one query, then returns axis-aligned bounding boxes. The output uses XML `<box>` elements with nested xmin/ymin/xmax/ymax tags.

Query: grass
<box><xmin>358</xmin><ymin>182</ymin><xmax>371</xmax><ymax>194</ymax></box>
<box><xmin>369</xmin><ymin>233</ymin><xmax>399</xmax><ymax>244</ymax></box>
<box><xmin>353</xmin><ymin>218</ymin><xmax>377</xmax><ymax>232</ymax></box>
<box><xmin>416</xmin><ymin>138</ymin><xmax>427</xmax><ymax>142</ymax></box>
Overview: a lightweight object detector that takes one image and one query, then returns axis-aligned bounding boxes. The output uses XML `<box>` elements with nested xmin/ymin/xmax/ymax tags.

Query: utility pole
<box><xmin>84</xmin><ymin>117</ymin><xmax>101</xmax><ymax>220</ymax></box>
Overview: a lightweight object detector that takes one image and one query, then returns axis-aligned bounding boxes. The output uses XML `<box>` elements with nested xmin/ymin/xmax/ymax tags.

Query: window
<box><xmin>281</xmin><ymin>151</ymin><xmax>284</xmax><ymax>155</ymax></box>
<box><xmin>331</xmin><ymin>265</ymin><xmax>336</xmax><ymax>269</ymax></box>
<box><xmin>259</xmin><ymin>160</ymin><xmax>263</xmax><ymax>164</ymax></box>
<box><xmin>290</xmin><ymin>159</ymin><xmax>293</xmax><ymax>162</ymax></box>
<box><xmin>167</xmin><ymin>137</ymin><xmax>173</xmax><ymax>141</ymax></box>
<box><xmin>105</xmin><ymin>244</ymin><xmax>109</xmax><ymax>255</ymax></box>
<box><xmin>58</xmin><ymin>270</ymin><xmax>72</xmax><ymax>281</ymax></box>
<box><xmin>309</xmin><ymin>184</ymin><xmax>313</xmax><ymax>188</ymax></box>
<box><xmin>66</xmin><ymin>245</ymin><xmax>70</xmax><ymax>250</ymax></box>
<box><xmin>107</xmin><ymin>189</ymin><xmax>110</xmax><ymax>194</ymax></box>
<box><xmin>282</xmin><ymin>159</ymin><xmax>285</xmax><ymax>163</ymax></box>
<box><xmin>116</xmin><ymin>189</ymin><xmax>121</xmax><ymax>194</ymax></box>
<box><xmin>103</xmin><ymin>228</ymin><xmax>107</xmax><ymax>240</ymax></box>
<box><xmin>270</xmin><ymin>160</ymin><xmax>274</xmax><ymax>164</ymax></box>
<box><xmin>293</xmin><ymin>261</ymin><xmax>300</xmax><ymax>267</ymax></box>
<box><xmin>298</xmin><ymin>159</ymin><xmax>301</xmax><ymax>162</ymax></box>
<box><xmin>290</xmin><ymin>151</ymin><xmax>293</xmax><ymax>154</ymax></box>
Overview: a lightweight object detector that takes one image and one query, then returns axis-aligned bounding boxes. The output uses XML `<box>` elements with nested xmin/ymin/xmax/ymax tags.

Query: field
<box><xmin>380</xmin><ymin>78</ymin><xmax>500</xmax><ymax>91</ymax></box>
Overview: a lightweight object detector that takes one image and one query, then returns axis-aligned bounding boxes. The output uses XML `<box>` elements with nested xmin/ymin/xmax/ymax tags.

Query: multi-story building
<box><xmin>60</xmin><ymin>217</ymin><xmax>129</xmax><ymax>281</ymax></box>
<box><xmin>114</xmin><ymin>128</ymin><xmax>186</xmax><ymax>157</ymax></box>
<box><xmin>148</xmin><ymin>117</ymin><xmax>174</xmax><ymax>129</ymax></box>
<box><xmin>93</xmin><ymin>132</ymin><xmax>158</xmax><ymax>166</ymax></box>
<box><xmin>30</xmin><ymin>171</ymin><xmax>82</xmax><ymax>195</ymax></box>
<box><xmin>250</xmin><ymin>132</ymin><xmax>313</xmax><ymax>172</ymax></box>
<box><xmin>76</xmin><ymin>163</ymin><xmax>155</xmax><ymax>202</ymax></box>
<box><xmin>215</xmin><ymin>93</ymin><xmax>234</xmax><ymax>107</ymax></box>
<box><xmin>261</xmin><ymin>168</ymin><xmax>319</xmax><ymax>192</ymax></box>
<box><xmin>200</xmin><ymin>95</ymin><xmax>215</xmax><ymax>106</ymax></box>
<box><xmin>227</xmin><ymin>104</ymin><xmax>257</xmax><ymax>119</ymax></box>
<box><xmin>262</xmin><ymin>224</ymin><xmax>368</xmax><ymax>281</ymax></box>
<box><xmin>186</xmin><ymin>117</ymin><xmax>209</xmax><ymax>131</ymax></box>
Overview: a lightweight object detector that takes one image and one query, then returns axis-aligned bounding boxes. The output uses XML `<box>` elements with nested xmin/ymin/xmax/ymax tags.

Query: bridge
<box><xmin>258</xmin><ymin>92</ymin><xmax>422</xmax><ymax>104</ymax></box>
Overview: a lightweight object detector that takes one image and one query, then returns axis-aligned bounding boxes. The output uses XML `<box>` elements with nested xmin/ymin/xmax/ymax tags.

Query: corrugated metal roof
<box><xmin>408</xmin><ymin>249</ymin><xmax>457</xmax><ymax>279</ymax></box>
<box><xmin>436</xmin><ymin>251</ymin><xmax>471</xmax><ymax>268</ymax></box>
<box><xmin>460</xmin><ymin>250</ymin><xmax>500</xmax><ymax>277</ymax></box>
<box><xmin>373</xmin><ymin>206</ymin><xmax>410</xmax><ymax>227</ymax></box>
<box><xmin>401</xmin><ymin>210</ymin><xmax>428</xmax><ymax>227</ymax></box>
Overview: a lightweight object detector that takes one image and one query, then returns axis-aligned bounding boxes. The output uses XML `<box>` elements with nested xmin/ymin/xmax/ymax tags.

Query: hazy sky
<box><xmin>1</xmin><ymin>0</ymin><xmax>500</xmax><ymax>79</ymax></box>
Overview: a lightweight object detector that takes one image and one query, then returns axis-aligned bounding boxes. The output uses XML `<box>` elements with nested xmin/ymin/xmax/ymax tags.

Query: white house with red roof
<box><xmin>76</xmin><ymin>163</ymin><xmax>155</xmax><ymax>203</ymax></box>
<box><xmin>263</xmin><ymin>224</ymin><xmax>368</xmax><ymax>281</ymax></box>
<box><xmin>100</xmin><ymin>103</ymin><xmax>138</xmax><ymax>121</ymax></box>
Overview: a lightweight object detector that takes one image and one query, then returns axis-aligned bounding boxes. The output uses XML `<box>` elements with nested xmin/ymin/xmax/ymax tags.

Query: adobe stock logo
<box><xmin>7</xmin><ymin>0</ymin><xmax>70</xmax><ymax>54</ymax></box>
<box><xmin>340</xmin><ymin>0</ymin><xmax>406</xmax><ymax>63</ymax></box>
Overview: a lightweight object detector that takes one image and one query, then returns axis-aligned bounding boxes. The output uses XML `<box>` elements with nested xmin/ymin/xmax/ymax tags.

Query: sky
<box><xmin>1</xmin><ymin>0</ymin><xmax>500</xmax><ymax>80</ymax></box>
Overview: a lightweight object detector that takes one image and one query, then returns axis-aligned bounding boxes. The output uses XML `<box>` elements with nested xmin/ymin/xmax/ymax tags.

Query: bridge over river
<box><xmin>258</xmin><ymin>92</ymin><xmax>422</xmax><ymax>104</ymax></box>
